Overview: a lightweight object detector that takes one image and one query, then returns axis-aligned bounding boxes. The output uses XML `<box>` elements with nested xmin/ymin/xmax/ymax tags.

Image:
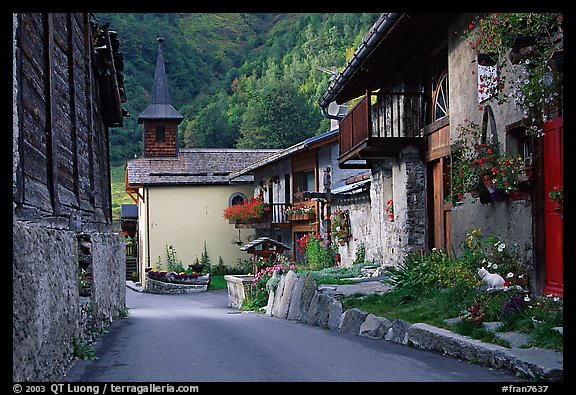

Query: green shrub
<box><xmin>73</xmin><ymin>341</ymin><xmax>95</xmax><ymax>360</ymax></box>
<box><xmin>304</xmin><ymin>233</ymin><xmax>336</xmax><ymax>271</ymax></box>
<box><xmin>307</xmin><ymin>263</ymin><xmax>372</xmax><ymax>280</ymax></box>
<box><xmin>385</xmin><ymin>249</ymin><xmax>478</xmax><ymax>295</ymax></box>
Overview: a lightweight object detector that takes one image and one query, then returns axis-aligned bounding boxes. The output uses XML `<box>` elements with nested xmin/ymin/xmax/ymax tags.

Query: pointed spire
<box><xmin>138</xmin><ymin>37</ymin><xmax>183</xmax><ymax>124</ymax></box>
<box><xmin>151</xmin><ymin>37</ymin><xmax>170</xmax><ymax>104</ymax></box>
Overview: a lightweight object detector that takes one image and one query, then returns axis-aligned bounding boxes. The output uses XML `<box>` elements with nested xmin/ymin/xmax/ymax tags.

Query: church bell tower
<box><xmin>137</xmin><ymin>38</ymin><xmax>183</xmax><ymax>157</ymax></box>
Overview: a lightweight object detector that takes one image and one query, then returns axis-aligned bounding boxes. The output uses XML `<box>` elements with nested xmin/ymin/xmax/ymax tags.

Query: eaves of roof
<box><xmin>228</xmin><ymin>128</ymin><xmax>339</xmax><ymax>180</ymax></box>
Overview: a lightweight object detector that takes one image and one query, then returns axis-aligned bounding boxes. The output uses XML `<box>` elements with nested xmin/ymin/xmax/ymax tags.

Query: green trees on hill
<box><xmin>97</xmin><ymin>12</ymin><xmax>380</xmax><ymax>165</ymax></box>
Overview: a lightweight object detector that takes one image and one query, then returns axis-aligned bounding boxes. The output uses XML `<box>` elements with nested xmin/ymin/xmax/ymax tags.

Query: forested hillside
<box><xmin>96</xmin><ymin>13</ymin><xmax>380</xmax><ymax>166</ymax></box>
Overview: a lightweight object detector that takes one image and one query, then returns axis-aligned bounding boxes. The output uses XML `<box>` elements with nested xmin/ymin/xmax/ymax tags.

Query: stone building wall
<box><xmin>332</xmin><ymin>192</ymin><xmax>371</xmax><ymax>267</ymax></box>
<box><xmin>13</xmin><ymin>13</ymin><xmax>127</xmax><ymax>382</ymax></box>
<box><xmin>13</xmin><ymin>221</ymin><xmax>125</xmax><ymax>382</ymax></box>
<box><xmin>365</xmin><ymin>146</ymin><xmax>426</xmax><ymax>269</ymax></box>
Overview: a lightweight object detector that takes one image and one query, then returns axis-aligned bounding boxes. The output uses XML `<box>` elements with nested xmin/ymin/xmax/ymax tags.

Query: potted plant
<box><xmin>285</xmin><ymin>203</ymin><xmax>315</xmax><ymax>221</ymax></box>
<box><xmin>331</xmin><ymin>209</ymin><xmax>351</xmax><ymax>246</ymax></box>
<box><xmin>448</xmin><ymin>120</ymin><xmax>523</xmax><ymax>205</ymax></box>
<box><xmin>460</xmin><ymin>300</ymin><xmax>486</xmax><ymax>326</ymax></box>
<box><xmin>549</xmin><ymin>185</ymin><xmax>563</xmax><ymax>217</ymax></box>
<box><xmin>462</xmin><ymin>13</ymin><xmax>563</xmax><ymax>137</ymax></box>
<box><xmin>223</xmin><ymin>196</ymin><xmax>268</xmax><ymax>224</ymax></box>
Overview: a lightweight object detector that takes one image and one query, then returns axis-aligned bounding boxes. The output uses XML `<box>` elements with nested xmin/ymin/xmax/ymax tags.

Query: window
<box><xmin>228</xmin><ymin>192</ymin><xmax>248</xmax><ymax>207</ymax></box>
<box><xmin>293</xmin><ymin>170</ymin><xmax>315</xmax><ymax>196</ymax></box>
<box><xmin>433</xmin><ymin>73</ymin><xmax>449</xmax><ymax>121</ymax></box>
<box><xmin>155</xmin><ymin>125</ymin><xmax>165</xmax><ymax>143</ymax></box>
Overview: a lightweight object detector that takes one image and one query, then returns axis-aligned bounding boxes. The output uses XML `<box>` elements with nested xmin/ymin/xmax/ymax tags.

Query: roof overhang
<box><xmin>228</xmin><ymin>128</ymin><xmax>339</xmax><ymax>180</ymax></box>
<box><xmin>319</xmin><ymin>13</ymin><xmax>460</xmax><ymax>108</ymax></box>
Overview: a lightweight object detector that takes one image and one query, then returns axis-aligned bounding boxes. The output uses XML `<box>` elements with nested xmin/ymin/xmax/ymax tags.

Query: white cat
<box><xmin>478</xmin><ymin>266</ymin><xmax>506</xmax><ymax>289</ymax></box>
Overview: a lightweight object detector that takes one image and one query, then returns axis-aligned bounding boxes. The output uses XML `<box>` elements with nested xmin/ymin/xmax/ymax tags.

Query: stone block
<box><xmin>287</xmin><ymin>274</ymin><xmax>306</xmax><ymax>320</ymax></box>
<box><xmin>339</xmin><ymin>308</ymin><xmax>369</xmax><ymax>335</ymax></box>
<box><xmin>385</xmin><ymin>319</ymin><xmax>412</xmax><ymax>344</ymax></box>
<box><xmin>359</xmin><ymin>314</ymin><xmax>393</xmax><ymax>339</ymax></box>
<box><xmin>271</xmin><ymin>274</ymin><xmax>286</xmax><ymax>317</ymax></box>
<box><xmin>296</xmin><ymin>274</ymin><xmax>317</xmax><ymax>322</ymax></box>
<box><xmin>276</xmin><ymin>270</ymin><xmax>297</xmax><ymax>319</ymax></box>
<box><xmin>327</xmin><ymin>298</ymin><xmax>343</xmax><ymax>330</ymax></box>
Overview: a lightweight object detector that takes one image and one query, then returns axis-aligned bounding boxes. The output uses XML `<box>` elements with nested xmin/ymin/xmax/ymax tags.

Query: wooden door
<box><xmin>425</xmin><ymin>122</ymin><xmax>452</xmax><ymax>252</ymax></box>
<box><xmin>543</xmin><ymin>117</ymin><xmax>563</xmax><ymax>296</ymax></box>
<box><xmin>430</xmin><ymin>157</ymin><xmax>452</xmax><ymax>251</ymax></box>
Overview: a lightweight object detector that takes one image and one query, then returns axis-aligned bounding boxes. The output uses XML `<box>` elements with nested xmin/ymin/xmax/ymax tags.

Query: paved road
<box><xmin>64</xmin><ymin>288</ymin><xmax>519</xmax><ymax>382</ymax></box>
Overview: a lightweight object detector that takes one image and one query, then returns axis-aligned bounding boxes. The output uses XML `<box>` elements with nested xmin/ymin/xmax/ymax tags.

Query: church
<box><xmin>125</xmin><ymin>38</ymin><xmax>277</xmax><ymax>281</ymax></box>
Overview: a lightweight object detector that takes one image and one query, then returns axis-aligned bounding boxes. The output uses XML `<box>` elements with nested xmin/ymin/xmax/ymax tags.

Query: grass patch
<box><xmin>110</xmin><ymin>164</ymin><xmax>134</xmax><ymax>221</ymax></box>
<box><xmin>208</xmin><ymin>274</ymin><xmax>227</xmax><ymax>290</ymax></box>
<box><xmin>343</xmin><ymin>286</ymin><xmax>477</xmax><ymax>329</ymax></box>
<box><xmin>342</xmin><ymin>285</ymin><xmax>563</xmax><ymax>352</ymax></box>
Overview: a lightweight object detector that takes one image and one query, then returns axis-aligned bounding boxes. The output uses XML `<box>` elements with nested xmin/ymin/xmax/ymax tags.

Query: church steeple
<box><xmin>138</xmin><ymin>38</ymin><xmax>183</xmax><ymax>157</ymax></box>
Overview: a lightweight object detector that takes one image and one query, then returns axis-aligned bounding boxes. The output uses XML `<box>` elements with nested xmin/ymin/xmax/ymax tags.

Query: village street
<box><xmin>63</xmin><ymin>287</ymin><xmax>519</xmax><ymax>383</ymax></box>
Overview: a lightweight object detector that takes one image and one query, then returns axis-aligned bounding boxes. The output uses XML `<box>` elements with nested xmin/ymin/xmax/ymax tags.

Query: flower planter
<box><xmin>553</xmin><ymin>203</ymin><xmax>563</xmax><ymax>219</ymax></box>
<box><xmin>490</xmin><ymin>188</ymin><xmax>507</xmax><ymax>202</ymax></box>
<box><xmin>479</xmin><ymin>190</ymin><xmax>493</xmax><ymax>204</ymax></box>
<box><xmin>550</xmin><ymin>49</ymin><xmax>563</xmax><ymax>72</ymax></box>
<box><xmin>519</xmin><ymin>165</ymin><xmax>533</xmax><ymax>184</ymax></box>
<box><xmin>224</xmin><ymin>275</ymin><xmax>254</xmax><ymax>309</ymax></box>
<box><xmin>387</xmin><ymin>214</ymin><xmax>394</xmax><ymax>222</ymax></box>
<box><xmin>287</xmin><ymin>213</ymin><xmax>315</xmax><ymax>221</ymax></box>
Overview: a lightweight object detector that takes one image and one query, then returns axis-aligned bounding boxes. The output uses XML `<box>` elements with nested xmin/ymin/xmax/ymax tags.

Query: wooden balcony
<box><xmin>338</xmin><ymin>91</ymin><xmax>425</xmax><ymax>168</ymax></box>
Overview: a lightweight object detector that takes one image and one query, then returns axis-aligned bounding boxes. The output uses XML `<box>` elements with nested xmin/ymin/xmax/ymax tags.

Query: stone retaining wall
<box><xmin>145</xmin><ymin>277</ymin><xmax>209</xmax><ymax>294</ymax></box>
<box><xmin>264</xmin><ymin>270</ymin><xmax>562</xmax><ymax>381</ymax></box>
<box><xmin>266</xmin><ymin>270</ymin><xmax>413</xmax><ymax>344</ymax></box>
<box><xmin>224</xmin><ymin>275</ymin><xmax>254</xmax><ymax>308</ymax></box>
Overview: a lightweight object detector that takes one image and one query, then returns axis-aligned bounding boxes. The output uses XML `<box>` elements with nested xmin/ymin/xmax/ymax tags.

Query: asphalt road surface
<box><xmin>64</xmin><ymin>287</ymin><xmax>520</xmax><ymax>382</ymax></box>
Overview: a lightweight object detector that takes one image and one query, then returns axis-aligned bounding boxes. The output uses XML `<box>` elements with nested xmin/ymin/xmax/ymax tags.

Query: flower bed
<box><xmin>144</xmin><ymin>267</ymin><xmax>210</xmax><ymax>293</ymax></box>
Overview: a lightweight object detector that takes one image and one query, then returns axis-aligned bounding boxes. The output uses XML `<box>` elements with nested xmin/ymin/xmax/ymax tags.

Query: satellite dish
<box><xmin>328</xmin><ymin>101</ymin><xmax>348</xmax><ymax>117</ymax></box>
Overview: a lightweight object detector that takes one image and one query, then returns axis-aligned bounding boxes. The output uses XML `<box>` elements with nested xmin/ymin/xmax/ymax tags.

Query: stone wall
<box><xmin>13</xmin><ymin>220</ymin><xmax>126</xmax><ymax>382</ymax></box>
<box><xmin>264</xmin><ymin>270</ymin><xmax>562</xmax><ymax>380</ymax></box>
<box><xmin>333</xmin><ymin>192</ymin><xmax>371</xmax><ymax>267</ymax></box>
<box><xmin>366</xmin><ymin>146</ymin><xmax>426</xmax><ymax>269</ymax></box>
<box><xmin>145</xmin><ymin>277</ymin><xmax>209</xmax><ymax>294</ymax></box>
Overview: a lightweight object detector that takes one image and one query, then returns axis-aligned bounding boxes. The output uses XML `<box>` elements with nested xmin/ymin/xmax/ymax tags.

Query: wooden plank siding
<box><xmin>14</xmin><ymin>13</ymin><xmax>123</xmax><ymax>230</ymax></box>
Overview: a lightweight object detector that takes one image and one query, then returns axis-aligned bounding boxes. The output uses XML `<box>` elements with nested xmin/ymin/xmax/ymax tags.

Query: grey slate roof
<box><xmin>228</xmin><ymin>128</ymin><xmax>339</xmax><ymax>180</ymax></box>
<box><xmin>127</xmin><ymin>148</ymin><xmax>279</xmax><ymax>186</ymax></box>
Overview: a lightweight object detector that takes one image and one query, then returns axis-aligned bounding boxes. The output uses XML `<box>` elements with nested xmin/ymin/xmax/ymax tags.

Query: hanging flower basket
<box><xmin>331</xmin><ymin>209</ymin><xmax>351</xmax><ymax>245</ymax></box>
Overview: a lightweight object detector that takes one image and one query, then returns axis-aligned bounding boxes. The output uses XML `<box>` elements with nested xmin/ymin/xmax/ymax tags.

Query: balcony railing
<box><xmin>339</xmin><ymin>91</ymin><xmax>424</xmax><ymax>167</ymax></box>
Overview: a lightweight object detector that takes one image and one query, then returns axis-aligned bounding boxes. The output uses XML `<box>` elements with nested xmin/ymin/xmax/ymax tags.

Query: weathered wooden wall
<box><xmin>14</xmin><ymin>13</ymin><xmax>124</xmax><ymax>231</ymax></box>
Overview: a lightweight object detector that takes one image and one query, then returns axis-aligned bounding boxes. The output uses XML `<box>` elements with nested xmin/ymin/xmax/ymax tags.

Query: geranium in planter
<box><xmin>285</xmin><ymin>203</ymin><xmax>315</xmax><ymax>221</ymax></box>
<box><xmin>448</xmin><ymin>120</ymin><xmax>523</xmax><ymax>205</ymax></box>
<box><xmin>386</xmin><ymin>199</ymin><xmax>394</xmax><ymax>221</ymax></box>
<box><xmin>330</xmin><ymin>209</ymin><xmax>351</xmax><ymax>245</ymax></box>
<box><xmin>223</xmin><ymin>196</ymin><xmax>267</xmax><ymax>223</ymax></box>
